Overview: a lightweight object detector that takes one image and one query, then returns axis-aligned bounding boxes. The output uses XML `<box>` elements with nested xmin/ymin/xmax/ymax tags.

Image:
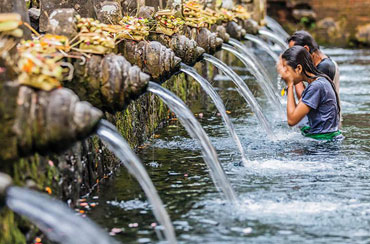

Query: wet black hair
<box><xmin>287</xmin><ymin>30</ymin><xmax>319</xmax><ymax>54</ymax></box>
<box><xmin>282</xmin><ymin>46</ymin><xmax>341</xmax><ymax>114</ymax></box>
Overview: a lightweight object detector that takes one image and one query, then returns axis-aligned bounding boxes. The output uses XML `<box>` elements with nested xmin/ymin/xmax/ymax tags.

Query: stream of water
<box><xmin>265</xmin><ymin>16</ymin><xmax>290</xmax><ymax>40</ymax></box>
<box><xmin>180</xmin><ymin>63</ymin><xmax>248</xmax><ymax>165</ymax></box>
<box><xmin>148</xmin><ymin>81</ymin><xmax>238</xmax><ymax>203</ymax></box>
<box><xmin>244</xmin><ymin>34</ymin><xmax>280</xmax><ymax>62</ymax></box>
<box><xmin>221</xmin><ymin>43</ymin><xmax>285</xmax><ymax>115</ymax></box>
<box><xmin>203</xmin><ymin>54</ymin><xmax>275</xmax><ymax>138</ymax></box>
<box><xmin>96</xmin><ymin>120</ymin><xmax>177</xmax><ymax>243</ymax></box>
<box><xmin>89</xmin><ymin>47</ymin><xmax>370</xmax><ymax>243</ymax></box>
<box><xmin>228</xmin><ymin>38</ymin><xmax>277</xmax><ymax>85</ymax></box>
<box><xmin>258</xmin><ymin>29</ymin><xmax>289</xmax><ymax>51</ymax></box>
<box><xmin>6</xmin><ymin>186</ymin><xmax>116</xmax><ymax>244</ymax></box>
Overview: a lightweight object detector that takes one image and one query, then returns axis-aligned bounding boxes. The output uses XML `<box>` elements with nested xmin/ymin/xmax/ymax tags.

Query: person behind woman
<box><xmin>287</xmin><ymin>31</ymin><xmax>340</xmax><ymax>102</ymax></box>
<box><xmin>277</xmin><ymin>46</ymin><xmax>342</xmax><ymax>140</ymax></box>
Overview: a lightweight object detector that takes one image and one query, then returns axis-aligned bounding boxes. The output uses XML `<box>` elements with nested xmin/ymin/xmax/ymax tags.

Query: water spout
<box><xmin>244</xmin><ymin>34</ymin><xmax>279</xmax><ymax>62</ymax></box>
<box><xmin>228</xmin><ymin>38</ymin><xmax>276</xmax><ymax>86</ymax></box>
<box><xmin>96</xmin><ymin>120</ymin><xmax>177</xmax><ymax>243</ymax></box>
<box><xmin>148</xmin><ymin>82</ymin><xmax>238</xmax><ymax>203</ymax></box>
<box><xmin>6</xmin><ymin>186</ymin><xmax>117</xmax><ymax>244</ymax></box>
<box><xmin>221</xmin><ymin>44</ymin><xmax>285</xmax><ymax>115</ymax></box>
<box><xmin>265</xmin><ymin>16</ymin><xmax>290</xmax><ymax>40</ymax></box>
<box><xmin>180</xmin><ymin>63</ymin><xmax>249</xmax><ymax>165</ymax></box>
<box><xmin>203</xmin><ymin>54</ymin><xmax>275</xmax><ymax>138</ymax></box>
<box><xmin>258</xmin><ymin>29</ymin><xmax>289</xmax><ymax>51</ymax></box>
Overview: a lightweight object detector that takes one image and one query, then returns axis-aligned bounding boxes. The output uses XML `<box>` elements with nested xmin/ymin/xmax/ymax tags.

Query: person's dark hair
<box><xmin>282</xmin><ymin>46</ymin><xmax>341</xmax><ymax>114</ymax></box>
<box><xmin>287</xmin><ymin>30</ymin><xmax>319</xmax><ymax>54</ymax></box>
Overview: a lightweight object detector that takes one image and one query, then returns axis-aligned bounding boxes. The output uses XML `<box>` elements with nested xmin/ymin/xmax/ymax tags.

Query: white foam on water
<box><xmin>244</xmin><ymin>159</ymin><xmax>333</xmax><ymax>173</ymax></box>
<box><xmin>241</xmin><ymin>199</ymin><xmax>339</xmax><ymax>215</ymax></box>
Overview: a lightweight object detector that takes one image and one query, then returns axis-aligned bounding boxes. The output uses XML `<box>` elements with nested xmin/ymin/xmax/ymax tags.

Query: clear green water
<box><xmin>88</xmin><ymin>48</ymin><xmax>370</xmax><ymax>243</ymax></box>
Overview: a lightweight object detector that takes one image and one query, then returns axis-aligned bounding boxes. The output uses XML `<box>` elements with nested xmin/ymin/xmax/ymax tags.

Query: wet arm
<box><xmin>295</xmin><ymin>82</ymin><xmax>305</xmax><ymax>100</ymax></box>
<box><xmin>286</xmin><ymin>85</ymin><xmax>310</xmax><ymax>126</ymax></box>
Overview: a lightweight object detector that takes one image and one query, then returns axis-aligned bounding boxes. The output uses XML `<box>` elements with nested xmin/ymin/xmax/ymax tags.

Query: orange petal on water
<box><xmin>45</xmin><ymin>187</ymin><xmax>52</xmax><ymax>195</ymax></box>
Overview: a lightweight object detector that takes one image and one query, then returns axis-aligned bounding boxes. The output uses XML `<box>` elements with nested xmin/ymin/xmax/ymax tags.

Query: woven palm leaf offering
<box><xmin>75</xmin><ymin>15</ymin><xmax>116</xmax><ymax>54</ymax></box>
<box><xmin>217</xmin><ymin>8</ymin><xmax>235</xmax><ymax>23</ymax></box>
<box><xmin>233</xmin><ymin>5</ymin><xmax>251</xmax><ymax>21</ymax></box>
<box><xmin>0</xmin><ymin>13</ymin><xmax>23</xmax><ymax>38</ymax></box>
<box><xmin>183</xmin><ymin>1</ymin><xmax>208</xmax><ymax>28</ymax></box>
<box><xmin>154</xmin><ymin>9</ymin><xmax>185</xmax><ymax>36</ymax></box>
<box><xmin>16</xmin><ymin>36</ymin><xmax>70</xmax><ymax>91</ymax></box>
<box><xmin>0</xmin><ymin>13</ymin><xmax>25</xmax><ymax>80</ymax></box>
<box><xmin>201</xmin><ymin>7</ymin><xmax>223</xmax><ymax>26</ymax></box>
<box><xmin>117</xmin><ymin>16</ymin><xmax>151</xmax><ymax>41</ymax></box>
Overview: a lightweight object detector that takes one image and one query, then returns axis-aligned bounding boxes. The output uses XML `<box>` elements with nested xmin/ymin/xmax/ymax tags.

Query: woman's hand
<box><xmin>276</xmin><ymin>57</ymin><xmax>294</xmax><ymax>87</ymax></box>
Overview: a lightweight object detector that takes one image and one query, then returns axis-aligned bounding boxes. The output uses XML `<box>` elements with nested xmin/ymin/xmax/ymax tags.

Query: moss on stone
<box><xmin>0</xmin><ymin>210</ymin><xmax>26</xmax><ymax>244</ymax></box>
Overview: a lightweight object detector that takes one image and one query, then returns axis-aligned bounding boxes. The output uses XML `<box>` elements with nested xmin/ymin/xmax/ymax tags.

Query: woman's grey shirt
<box><xmin>301</xmin><ymin>77</ymin><xmax>340</xmax><ymax>134</ymax></box>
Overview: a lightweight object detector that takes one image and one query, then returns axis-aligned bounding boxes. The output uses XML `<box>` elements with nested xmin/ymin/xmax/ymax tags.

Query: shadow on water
<box><xmin>89</xmin><ymin>48</ymin><xmax>370</xmax><ymax>243</ymax></box>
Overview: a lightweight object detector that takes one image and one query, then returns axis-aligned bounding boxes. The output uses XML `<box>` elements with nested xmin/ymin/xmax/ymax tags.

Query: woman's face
<box><xmin>277</xmin><ymin>57</ymin><xmax>304</xmax><ymax>85</ymax></box>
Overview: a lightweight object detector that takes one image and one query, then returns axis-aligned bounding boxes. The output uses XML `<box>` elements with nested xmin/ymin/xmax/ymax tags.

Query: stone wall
<box><xmin>267</xmin><ymin>0</ymin><xmax>370</xmax><ymax>46</ymax></box>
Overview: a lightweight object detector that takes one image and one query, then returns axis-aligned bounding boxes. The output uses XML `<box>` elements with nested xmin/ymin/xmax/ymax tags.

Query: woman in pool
<box><xmin>277</xmin><ymin>46</ymin><xmax>342</xmax><ymax>140</ymax></box>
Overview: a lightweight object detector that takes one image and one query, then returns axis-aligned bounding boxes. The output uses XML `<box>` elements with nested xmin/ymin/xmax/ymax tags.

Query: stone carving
<box><xmin>225</xmin><ymin>21</ymin><xmax>246</xmax><ymax>40</ymax></box>
<box><xmin>71</xmin><ymin>54</ymin><xmax>150</xmax><ymax>112</ymax></box>
<box><xmin>183</xmin><ymin>27</ymin><xmax>223</xmax><ymax>54</ymax></box>
<box><xmin>119</xmin><ymin>41</ymin><xmax>181</xmax><ymax>81</ymax></box>
<box><xmin>150</xmin><ymin>34</ymin><xmax>205</xmax><ymax>65</ymax></box>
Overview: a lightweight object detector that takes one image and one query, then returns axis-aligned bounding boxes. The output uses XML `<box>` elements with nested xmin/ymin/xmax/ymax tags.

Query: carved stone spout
<box><xmin>183</xmin><ymin>27</ymin><xmax>223</xmax><ymax>54</ymax></box>
<box><xmin>14</xmin><ymin>86</ymin><xmax>103</xmax><ymax>158</ymax></box>
<box><xmin>70</xmin><ymin>54</ymin><xmax>150</xmax><ymax>112</ymax></box>
<box><xmin>0</xmin><ymin>73</ymin><xmax>103</xmax><ymax>162</ymax></box>
<box><xmin>119</xmin><ymin>41</ymin><xmax>181</xmax><ymax>82</ymax></box>
<box><xmin>211</xmin><ymin>25</ymin><xmax>230</xmax><ymax>43</ymax></box>
<box><xmin>226</xmin><ymin>21</ymin><xmax>247</xmax><ymax>40</ymax></box>
<box><xmin>239</xmin><ymin>19</ymin><xmax>259</xmax><ymax>35</ymax></box>
<box><xmin>150</xmin><ymin>34</ymin><xmax>205</xmax><ymax>65</ymax></box>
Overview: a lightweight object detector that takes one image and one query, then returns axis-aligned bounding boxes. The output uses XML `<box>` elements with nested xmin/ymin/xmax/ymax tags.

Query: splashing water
<box><xmin>244</xmin><ymin>34</ymin><xmax>279</xmax><ymax>62</ymax></box>
<box><xmin>148</xmin><ymin>82</ymin><xmax>238</xmax><ymax>203</ymax></box>
<box><xmin>258</xmin><ymin>29</ymin><xmax>289</xmax><ymax>51</ymax></box>
<box><xmin>6</xmin><ymin>186</ymin><xmax>117</xmax><ymax>244</ymax></box>
<box><xmin>96</xmin><ymin>120</ymin><xmax>177</xmax><ymax>243</ymax></box>
<box><xmin>180</xmin><ymin>63</ymin><xmax>248</xmax><ymax>165</ymax></box>
<box><xmin>203</xmin><ymin>54</ymin><xmax>275</xmax><ymax>138</ymax></box>
<box><xmin>222</xmin><ymin>44</ymin><xmax>285</xmax><ymax>116</ymax></box>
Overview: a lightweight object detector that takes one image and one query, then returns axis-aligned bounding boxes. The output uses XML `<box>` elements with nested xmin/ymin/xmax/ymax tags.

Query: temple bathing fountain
<box><xmin>2</xmin><ymin>0</ymin><xmax>355</xmax><ymax>243</ymax></box>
